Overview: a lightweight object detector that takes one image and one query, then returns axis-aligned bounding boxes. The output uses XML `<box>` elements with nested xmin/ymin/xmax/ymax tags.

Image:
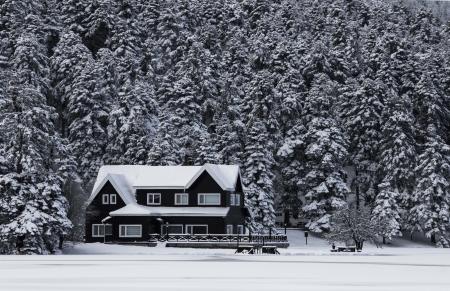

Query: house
<box><xmin>85</xmin><ymin>164</ymin><xmax>249</xmax><ymax>243</ymax></box>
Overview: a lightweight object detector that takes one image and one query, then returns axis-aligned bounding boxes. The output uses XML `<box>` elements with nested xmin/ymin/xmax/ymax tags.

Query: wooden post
<box><xmin>165</xmin><ymin>222</ymin><xmax>169</xmax><ymax>241</ymax></box>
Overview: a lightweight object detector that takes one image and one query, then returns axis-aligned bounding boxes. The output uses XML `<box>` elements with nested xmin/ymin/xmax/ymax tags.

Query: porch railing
<box><xmin>148</xmin><ymin>233</ymin><xmax>288</xmax><ymax>243</ymax></box>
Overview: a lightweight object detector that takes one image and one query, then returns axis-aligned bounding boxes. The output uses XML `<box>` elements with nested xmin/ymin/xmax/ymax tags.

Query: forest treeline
<box><xmin>0</xmin><ymin>0</ymin><xmax>449</xmax><ymax>253</ymax></box>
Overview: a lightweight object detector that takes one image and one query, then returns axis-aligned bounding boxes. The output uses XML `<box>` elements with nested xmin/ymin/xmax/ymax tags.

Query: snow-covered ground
<box><xmin>1</xmin><ymin>230</ymin><xmax>449</xmax><ymax>291</ymax></box>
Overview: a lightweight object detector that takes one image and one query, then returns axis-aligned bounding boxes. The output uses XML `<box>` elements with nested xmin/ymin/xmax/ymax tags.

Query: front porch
<box><xmin>103</xmin><ymin>233</ymin><xmax>289</xmax><ymax>248</ymax></box>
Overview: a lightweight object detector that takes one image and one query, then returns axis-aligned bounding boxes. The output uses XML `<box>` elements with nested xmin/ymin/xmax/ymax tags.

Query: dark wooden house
<box><xmin>85</xmin><ymin>164</ymin><xmax>249</xmax><ymax>243</ymax></box>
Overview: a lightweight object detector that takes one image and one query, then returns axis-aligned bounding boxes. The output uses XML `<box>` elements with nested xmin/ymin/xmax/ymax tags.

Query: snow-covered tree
<box><xmin>105</xmin><ymin>79</ymin><xmax>158</xmax><ymax>165</ymax></box>
<box><xmin>0</xmin><ymin>34</ymin><xmax>71</xmax><ymax>254</ymax></box>
<box><xmin>371</xmin><ymin>182</ymin><xmax>402</xmax><ymax>243</ymax></box>
<box><xmin>67</xmin><ymin>49</ymin><xmax>115</xmax><ymax>185</ymax></box>
<box><xmin>409</xmin><ymin>75</ymin><xmax>450</xmax><ymax>247</ymax></box>
<box><xmin>51</xmin><ymin>31</ymin><xmax>93</xmax><ymax>135</ymax></box>
<box><xmin>340</xmin><ymin>77</ymin><xmax>384</xmax><ymax>207</ymax></box>
<box><xmin>326</xmin><ymin>206</ymin><xmax>379</xmax><ymax>250</ymax></box>
<box><xmin>244</xmin><ymin>121</ymin><xmax>276</xmax><ymax>232</ymax></box>
<box><xmin>300</xmin><ymin>74</ymin><xmax>349</xmax><ymax>233</ymax></box>
<box><xmin>409</xmin><ymin>132</ymin><xmax>450</xmax><ymax>247</ymax></box>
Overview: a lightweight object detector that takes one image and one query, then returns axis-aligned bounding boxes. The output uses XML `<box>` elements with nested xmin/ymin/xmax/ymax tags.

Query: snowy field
<box><xmin>1</xmin><ymin>230</ymin><xmax>449</xmax><ymax>291</ymax></box>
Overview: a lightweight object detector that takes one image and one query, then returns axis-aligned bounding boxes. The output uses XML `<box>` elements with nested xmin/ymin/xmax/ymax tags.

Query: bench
<box><xmin>333</xmin><ymin>246</ymin><xmax>356</xmax><ymax>252</ymax></box>
<box><xmin>261</xmin><ymin>246</ymin><xmax>280</xmax><ymax>255</ymax></box>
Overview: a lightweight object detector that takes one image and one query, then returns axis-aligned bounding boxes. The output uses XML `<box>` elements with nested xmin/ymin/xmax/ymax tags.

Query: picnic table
<box><xmin>261</xmin><ymin>246</ymin><xmax>280</xmax><ymax>254</ymax></box>
<box><xmin>235</xmin><ymin>245</ymin><xmax>256</xmax><ymax>254</ymax></box>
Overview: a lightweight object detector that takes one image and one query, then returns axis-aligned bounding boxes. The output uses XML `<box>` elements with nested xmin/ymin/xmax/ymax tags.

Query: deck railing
<box><xmin>148</xmin><ymin>233</ymin><xmax>288</xmax><ymax>243</ymax></box>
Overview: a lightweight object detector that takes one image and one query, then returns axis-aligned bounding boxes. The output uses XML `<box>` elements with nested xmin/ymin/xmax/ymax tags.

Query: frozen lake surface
<box><xmin>1</xmin><ymin>230</ymin><xmax>449</xmax><ymax>291</ymax></box>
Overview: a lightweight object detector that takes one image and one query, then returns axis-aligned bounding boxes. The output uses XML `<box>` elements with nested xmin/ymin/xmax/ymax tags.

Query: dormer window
<box><xmin>147</xmin><ymin>193</ymin><xmax>161</xmax><ymax>205</ymax></box>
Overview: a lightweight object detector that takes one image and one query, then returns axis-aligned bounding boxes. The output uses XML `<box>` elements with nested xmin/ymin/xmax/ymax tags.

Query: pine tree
<box><xmin>376</xmin><ymin>91</ymin><xmax>416</xmax><ymax>225</ymax></box>
<box><xmin>105</xmin><ymin>79</ymin><xmax>158</xmax><ymax>165</ymax></box>
<box><xmin>300</xmin><ymin>74</ymin><xmax>349</xmax><ymax>233</ymax></box>
<box><xmin>371</xmin><ymin>182</ymin><xmax>402</xmax><ymax>243</ymax></box>
<box><xmin>67</xmin><ymin>49</ymin><xmax>115</xmax><ymax>185</ymax></box>
<box><xmin>340</xmin><ymin>77</ymin><xmax>384</xmax><ymax>207</ymax></box>
<box><xmin>244</xmin><ymin>121</ymin><xmax>275</xmax><ymax>232</ymax></box>
<box><xmin>51</xmin><ymin>31</ymin><xmax>93</xmax><ymax>136</ymax></box>
<box><xmin>0</xmin><ymin>33</ymin><xmax>71</xmax><ymax>254</ymax></box>
<box><xmin>409</xmin><ymin>76</ymin><xmax>450</xmax><ymax>247</ymax></box>
<box><xmin>275</xmin><ymin>51</ymin><xmax>307</xmax><ymax>221</ymax></box>
<box><xmin>214</xmin><ymin>101</ymin><xmax>246</xmax><ymax>165</ymax></box>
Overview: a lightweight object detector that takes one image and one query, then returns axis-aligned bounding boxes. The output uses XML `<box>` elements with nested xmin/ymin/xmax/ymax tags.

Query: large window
<box><xmin>147</xmin><ymin>193</ymin><xmax>161</xmax><ymax>205</ymax></box>
<box><xmin>119</xmin><ymin>225</ymin><xmax>142</xmax><ymax>238</ymax></box>
<box><xmin>175</xmin><ymin>193</ymin><xmax>189</xmax><ymax>205</ymax></box>
<box><xmin>226</xmin><ymin>225</ymin><xmax>233</xmax><ymax>234</ymax></box>
<box><xmin>230</xmin><ymin>194</ymin><xmax>241</xmax><ymax>206</ymax></box>
<box><xmin>198</xmin><ymin>193</ymin><xmax>221</xmax><ymax>205</ymax></box>
<box><xmin>92</xmin><ymin>224</ymin><xmax>112</xmax><ymax>237</ymax></box>
<box><xmin>92</xmin><ymin>224</ymin><xmax>104</xmax><ymax>237</ymax></box>
<box><xmin>161</xmin><ymin>224</ymin><xmax>184</xmax><ymax>235</ymax></box>
<box><xmin>186</xmin><ymin>225</ymin><xmax>208</xmax><ymax>234</ymax></box>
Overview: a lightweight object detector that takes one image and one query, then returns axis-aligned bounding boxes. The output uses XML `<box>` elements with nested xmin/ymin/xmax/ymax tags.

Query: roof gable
<box><xmin>185</xmin><ymin>164</ymin><xmax>238</xmax><ymax>191</ymax></box>
<box><xmin>86</xmin><ymin>174</ymin><xmax>135</xmax><ymax>206</ymax></box>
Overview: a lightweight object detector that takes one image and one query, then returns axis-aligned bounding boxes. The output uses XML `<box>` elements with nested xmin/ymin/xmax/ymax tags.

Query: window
<box><xmin>226</xmin><ymin>225</ymin><xmax>233</xmax><ymax>234</ymax></box>
<box><xmin>92</xmin><ymin>224</ymin><xmax>105</xmax><ymax>237</ymax></box>
<box><xmin>175</xmin><ymin>193</ymin><xmax>188</xmax><ymax>205</ymax></box>
<box><xmin>186</xmin><ymin>225</ymin><xmax>208</xmax><ymax>234</ymax></box>
<box><xmin>110</xmin><ymin>194</ymin><xmax>117</xmax><ymax>204</ymax></box>
<box><xmin>236</xmin><ymin>194</ymin><xmax>241</xmax><ymax>206</ymax></box>
<box><xmin>161</xmin><ymin>224</ymin><xmax>183</xmax><ymax>235</ymax></box>
<box><xmin>237</xmin><ymin>225</ymin><xmax>244</xmax><ymax>235</ymax></box>
<box><xmin>198</xmin><ymin>193</ymin><xmax>220</xmax><ymax>205</ymax></box>
<box><xmin>147</xmin><ymin>193</ymin><xmax>161</xmax><ymax>205</ymax></box>
<box><xmin>102</xmin><ymin>194</ymin><xmax>117</xmax><ymax>205</ymax></box>
<box><xmin>92</xmin><ymin>224</ymin><xmax>112</xmax><ymax>237</ymax></box>
<box><xmin>230</xmin><ymin>194</ymin><xmax>241</xmax><ymax>206</ymax></box>
<box><xmin>119</xmin><ymin>225</ymin><xmax>142</xmax><ymax>238</ymax></box>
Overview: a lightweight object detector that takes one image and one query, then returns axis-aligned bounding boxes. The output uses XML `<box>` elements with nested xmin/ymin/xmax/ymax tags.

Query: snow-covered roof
<box><xmin>110</xmin><ymin>204</ymin><xmax>230</xmax><ymax>217</ymax></box>
<box><xmin>86</xmin><ymin>173</ymin><xmax>136</xmax><ymax>206</ymax></box>
<box><xmin>87</xmin><ymin>164</ymin><xmax>241</xmax><ymax>206</ymax></box>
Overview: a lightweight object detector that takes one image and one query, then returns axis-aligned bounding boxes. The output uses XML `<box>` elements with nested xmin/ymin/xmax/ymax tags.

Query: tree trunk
<box><xmin>382</xmin><ymin>236</ymin><xmax>386</xmax><ymax>244</ymax></box>
<box><xmin>284</xmin><ymin>209</ymin><xmax>290</xmax><ymax>226</ymax></box>
<box><xmin>355</xmin><ymin>240</ymin><xmax>364</xmax><ymax>250</ymax></box>
<box><xmin>355</xmin><ymin>169</ymin><xmax>360</xmax><ymax>210</ymax></box>
<box><xmin>59</xmin><ymin>235</ymin><xmax>64</xmax><ymax>250</ymax></box>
